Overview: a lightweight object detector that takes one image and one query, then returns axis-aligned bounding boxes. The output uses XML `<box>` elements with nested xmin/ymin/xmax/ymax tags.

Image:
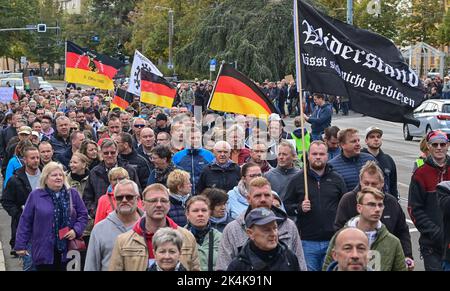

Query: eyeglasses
<box><xmin>102</xmin><ymin>151</ymin><xmax>117</xmax><ymax>156</ymax></box>
<box><xmin>246</xmin><ymin>173</ymin><xmax>262</xmax><ymax>178</ymax></box>
<box><xmin>144</xmin><ymin>198</ymin><xmax>170</xmax><ymax>204</ymax></box>
<box><xmin>430</xmin><ymin>143</ymin><xmax>447</xmax><ymax>148</ymax></box>
<box><xmin>361</xmin><ymin>202</ymin><xmax>385</xmax><ymax>209</ymax></box>
<box><xmin>115</xmin><ymin>195</ymin><xmax>137</xmax><ymax>202</ymax></box>
<box><xmin>134</xmin><ymin>124</ymin><xmax>145</xmax><ymax>128</ymax></box>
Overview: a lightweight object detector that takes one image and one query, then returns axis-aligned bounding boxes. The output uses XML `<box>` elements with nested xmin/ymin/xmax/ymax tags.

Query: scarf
<box><xmin>169</xmin><ymin>193</ymin><xmax>190</xmax><ymax>207</ymax></box>
<box><xmin>209</xmin><ymin>212</ymin><xmax>229</xmax><ymax>225</ymax></box>
<box><xmin>154</xmin><ymin>163</ymin><xmax>176</xmax><ymax>184</ymax></box>
<box><xmin>237</xmin><ymin>180</ymin><xmax>248</xmax><ymax>198</ymax></box>
<box><xmin>249</xmin><ymin>240</ymin><xmax>280</xmax><ymax>264</ymax></box>
<box><xmin>46</xmin><ymin>186</ymin><xmax>71</xmax><ymax>253</ymax></box>
<box><xmin>150</xmin><ymin>262</ymin><xmax>184</xmax><ymax>271</ymax></box>
<box><xmin>69</xmin><ymin>171</ymin><xmax>88</xmax><ymax>182</ymax></box>
<box><xmin>187</xmin><ymin>222</ymin><xmax>211</xmax><ymax>245</ymax></box>
<box><xmin>212</xmin><ymin>159</ymin><xmax>233</xmax><ymax>169</ymax></box>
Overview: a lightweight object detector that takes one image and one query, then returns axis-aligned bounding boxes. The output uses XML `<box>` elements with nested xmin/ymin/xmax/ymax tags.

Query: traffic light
<box><xmin>37</xmin><ymin>24</ymin><xmax>46</xmax><ymax>33</ymax></box>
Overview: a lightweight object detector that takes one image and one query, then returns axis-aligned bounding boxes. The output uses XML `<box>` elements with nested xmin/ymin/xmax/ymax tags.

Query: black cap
<box><xmin>156</xmin><ymin>113</ymin><xmax>168</xmax><ymax>121</ymax></box>
<box><xmin>84</xmin><ymin>107</ymin><xmax>95</xmax><ymax>114</ymax></box>
<box><xmin>245</xmin><ymin>208</ymin><xmax>283</xmax><ymax>228</ymax></box>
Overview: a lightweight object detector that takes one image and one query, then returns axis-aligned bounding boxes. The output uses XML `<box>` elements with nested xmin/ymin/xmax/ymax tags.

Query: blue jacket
<box><xmin>15</xmin><ymin>187</ymin><xmax>88</xmax><ymax>265</ymax></box>
<box><xmin>49</xmin><ymin>133</ymin><xmax>71</xmax><ymax>157</ymax></box>
<box><xmin>307</xmin><ymin>103</ymin><xmax>332</xmax><ymax>135</ymax></box>
<box><xmin>173</xmin><ymin>148</ymin><xmax>215</xmax><ymax>194</ymax></box>
<box><xmin>227</xmin><ymin>186</ymin><xmax>249</xmax><ymax>220</ymax></box>
<box><xmin>168</xmin><ymin>195</ymin><xmax>188</xmax><ymax>227</ymax></box>
<box><xmin>329</xmin><ymin>153</ymin><xmax>376</xmax><ymax>191</ymax></box>
<box><xmin>3</xmin><ymin>155</ymin><xmax>22</xmax><ymax>189</ymax></box>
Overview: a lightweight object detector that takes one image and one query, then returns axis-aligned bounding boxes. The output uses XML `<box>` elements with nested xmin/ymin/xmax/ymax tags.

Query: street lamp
<box><xmin>155</xmin><ymin>5</ymin><xmax>175</xmax><ymax>75</ymax></box>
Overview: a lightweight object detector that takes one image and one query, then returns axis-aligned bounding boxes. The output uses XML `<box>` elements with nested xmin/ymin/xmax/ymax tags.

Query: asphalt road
<box><xmin>0</xmin><ymin>110</ymin><xmax>425</xmax><ymax>271</ymax></box>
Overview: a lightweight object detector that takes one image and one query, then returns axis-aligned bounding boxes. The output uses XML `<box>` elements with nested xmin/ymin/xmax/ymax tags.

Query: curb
<box><xmin>0</xmin><ymin>241</ymin><xmax>5</xmax><ymax>271</ymax></box>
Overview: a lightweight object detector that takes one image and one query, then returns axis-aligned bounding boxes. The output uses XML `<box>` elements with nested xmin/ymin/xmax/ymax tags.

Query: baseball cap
<box><xmin>31</xmin><ymin>131</ymin><xmax>40</xmax><ymax>138</ymax></box>
<box><xmin>268</xmin><ymin>113</ymin><xmax>285</xmax><ymax>127</ymax></box>
<box><xmin>18</xmin><ymin>126</ymin><xmax>32</xmax><ymax>135</ymax></box>
<box><xmin>97</xmin><ymin>126</ymin><xmax>108</xmax><ymax>133</ymax></box>
<box><xmin>245</xmin><ymin>208</ymin><xmax>283</xmax><ymax>228</ymax></box>
<box><xmin>365</xmin><ymin>126</ymin><xmax>383</xmax><ymax>138</ymax></box>
<box><xmin>426</xmin><ymin>130</ymin><xmax>449</xmax><ymax>143</ymax></box>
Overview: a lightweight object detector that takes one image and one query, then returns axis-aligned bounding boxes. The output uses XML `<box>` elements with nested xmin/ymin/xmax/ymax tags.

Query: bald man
<box><xmin>196</xmin><ymin>141</ymin><xmax>241</xmax><ymax>194</ymax></box>
<box><xmin>328</xmin><ymin>228</ymin><xmax>369</xmax><ymax>271</ymax></box>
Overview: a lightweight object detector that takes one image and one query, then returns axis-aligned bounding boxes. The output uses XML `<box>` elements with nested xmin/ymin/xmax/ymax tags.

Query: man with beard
<box><xmin>76</xmin><ymin>110</ymin><xmax>96</xmax><ymax>141</ymax></box>
<box><xmin>324</xmin><ymin>126</ymin><xmax>341</xmax><ymax>160</ymax></box>
<box><xmin>323</xmin><ymin>187</ymin><xmax>406</xmax><ymax>271</ymax></box>
<box><xmin>85</xmin><ymin>179</ymin><xmax>142</xmax><ymax>271</ymax></box>
<box><xmin>284</xmin><ymin>141</ymin><xmax>347</xmax><ymax>271</ymax></box>
<box><xmin>361</xmin><ymin>126</ymin><xmax>398</xmax><ymax>199</ymax></box>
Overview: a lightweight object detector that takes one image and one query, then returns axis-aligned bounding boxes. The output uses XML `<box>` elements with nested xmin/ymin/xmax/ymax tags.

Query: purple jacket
<box><xmin>15</xmin><ymin>187</ymin><xmax>88</xmax><ymax>265</ymax></box>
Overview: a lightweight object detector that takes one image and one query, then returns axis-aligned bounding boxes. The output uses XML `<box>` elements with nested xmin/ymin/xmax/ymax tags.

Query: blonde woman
<box><xmin>166</xmin><ymin>169</ymin><xmax>192</xmax><ymax>227</ymax></box>
<box><xmin>67</xmin><ymin>152</ymin><xmax>90</xmax><ymax>197</ymax></box>
<box><xmin>15</xmin><ymin>162</ymin><xmax>88</xmax><ymax>271</ymax></box>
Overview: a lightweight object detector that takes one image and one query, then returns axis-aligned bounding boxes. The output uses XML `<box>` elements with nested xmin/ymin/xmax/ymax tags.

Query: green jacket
<box><xmin>323</xmin><ymin>216</ymin><xmax>407</xmax><ymax>271</ymax></box>
<box><xmin>197</xmin><ymin>228</ymin><xmax>222</xmax><ymax>271</ymax></box>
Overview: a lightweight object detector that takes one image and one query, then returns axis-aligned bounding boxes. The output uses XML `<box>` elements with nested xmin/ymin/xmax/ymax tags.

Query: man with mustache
<box><xmin>323</xmin><ymin>187</ymin><xmax>407</xmax><ymax>271</ymax></box>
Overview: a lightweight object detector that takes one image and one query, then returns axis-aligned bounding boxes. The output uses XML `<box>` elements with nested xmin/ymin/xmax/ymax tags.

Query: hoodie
<box><xmin>133</xmin><ymin>216</ymin><xmax>178</xmax><ymax>259</ymax></box>
<box><xmin>323</xmin><ymin>216</ymin><xmax>407</xmax><ymax>271</ymax></box>
<box><xmin>84</xmin><ymin>211</ymin><xmax>137</xmax><ymax>271</ymax></box>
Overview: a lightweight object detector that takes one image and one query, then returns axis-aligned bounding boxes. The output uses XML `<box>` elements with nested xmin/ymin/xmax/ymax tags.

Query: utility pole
<box><xmin>347</xmin><ymin>0</ymin><xmax>353</xmax><ymax>25</ymax></box>
<box><xmin>169</xmin><ymin>9</ymin><xmax>174</xmax><ymax>76</ymax></box>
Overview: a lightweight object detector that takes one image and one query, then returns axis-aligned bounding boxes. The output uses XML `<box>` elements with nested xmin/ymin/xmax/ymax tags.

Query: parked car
<box><xmin>39</xmin><ymin>81</ymin><xmax>55</xmax><ymax>91</ymax></box>
<box><xmin>403</xmin><ymin>99</ymin><xmax>450</xmax><ymax>141</ymax></box>
<box><xmin>0</xmin><ymin>78</ymin><xmax>24</xmax><ymax>91</ymax></box>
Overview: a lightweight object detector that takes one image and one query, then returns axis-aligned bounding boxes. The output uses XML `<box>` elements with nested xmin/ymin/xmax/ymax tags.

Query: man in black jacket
<box><xmin>284</xmin><ymin>141</ymin><xmax>347</xmax><ymax>271</ymax></box>
<box><xmin>437</xmin><ymin>181</ymin><xmax>450</xmax><ymax>270</ymax></box>
<box><xmin>196</xmin><ymin>141</ymin><xmax>241</xmax><ymax>195</ymax></box>
<box><xmin>227</xmin><ymin>207</ymin><xmax>301</xmax><ymax>271</ymax></box>
<box><xmin>335</xmin><ymin>160</ymin><xmax>414</xmax><ymax>270</ymax></box>
<box><xmin>83</xmin><ymin>139</ymin><xmax>141</xmax><ymax>217</ymax></box>
<box><xmin>362</xmin><ymin>126</ymin><xmax>398</xmax><ymax>199</ymax></box>
<box><xmin>114</xmin><ymin>132</ymin><xmax>151</xmax><ymax>189</ymax></box>
<box><xmin>1</xmin><ymin>145</ymin><xmax>41</xmax><ymax>254</ymax></box>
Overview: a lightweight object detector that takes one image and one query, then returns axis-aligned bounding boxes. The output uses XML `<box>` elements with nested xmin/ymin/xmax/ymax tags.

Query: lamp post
<box><xmin>347</xmin><ymin>0</ymin><xmax>353</xmax><ymax>25</ymax></box>
<box><xmin>155</xmin><ymin>5</ymin><xmax>175</xmax><ymax>75</ymax></box>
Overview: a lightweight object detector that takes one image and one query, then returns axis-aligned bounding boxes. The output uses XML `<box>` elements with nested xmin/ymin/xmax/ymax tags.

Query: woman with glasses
<box><xmin>227</xmin><ymin>162</ymin><xmax>263</xmax><ymax>220</ymax></box>
<box><xmin>15</xmin><ymin>162</ymin><xmax>88</xmax><ymax>271</ymax></box>
<box><xmin>185</xmin><ymin>196</ymin><xmax>222</xmax><ymax>271</ymax></box>
<box><xmin>94</xmin><ymin>167</ymin><xmax>143</xmax><ymax>225</ymax></box>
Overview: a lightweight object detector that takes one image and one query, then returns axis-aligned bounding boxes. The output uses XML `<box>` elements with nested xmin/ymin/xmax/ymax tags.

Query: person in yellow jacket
<box><xmin>290</xmin><ymin>116</ymin><xmax>311</xmax><ymax>167</ymax></box>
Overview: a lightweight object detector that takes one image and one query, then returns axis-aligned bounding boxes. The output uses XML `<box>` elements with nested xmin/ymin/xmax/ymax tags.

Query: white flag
<box><xmin>128</xmin><ymin>50</ymin><xmax>163</xmax><ymax>96</ymax></box>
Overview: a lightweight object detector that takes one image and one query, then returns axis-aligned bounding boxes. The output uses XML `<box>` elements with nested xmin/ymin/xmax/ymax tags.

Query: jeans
<box><xmin>311</xmin><ymin>133</ymin><xmax>323</xmax><ymax>141</ymax></box>
<box><xmin>302</xmin><ymin>240</ymin><xmax>330</xmax><ymax>271</ymax></box>
<box><xmin>420</xmin><ymin>245</ymin><xmax>443</xmax><ymax>271</ymax></box>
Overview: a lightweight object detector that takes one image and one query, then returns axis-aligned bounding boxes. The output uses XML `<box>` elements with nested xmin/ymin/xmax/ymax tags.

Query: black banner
<box><xmin>294</xmin><ymin>0</ymin><xmax>425</xmax><ymax>126</ymax></box>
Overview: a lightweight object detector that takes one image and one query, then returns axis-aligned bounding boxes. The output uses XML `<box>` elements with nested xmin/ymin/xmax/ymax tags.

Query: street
<box><xmin>0</xmin><ymin>110</ymin><xmax>425</xmax><ymax>271</ymax></box>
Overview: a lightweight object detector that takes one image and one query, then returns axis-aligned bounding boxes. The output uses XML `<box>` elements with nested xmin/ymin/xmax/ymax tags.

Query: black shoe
<box><xmin>10</xmin><ymin>250</ymin><xmax>18</xmax><ymax>258</ymax></box>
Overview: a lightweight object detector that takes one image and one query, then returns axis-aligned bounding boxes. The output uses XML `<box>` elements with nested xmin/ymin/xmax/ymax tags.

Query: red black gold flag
<box><xmin>140</xmin><ymin>70</ymin><xmax>176</xmax><ymax>108</ymax></box>
<box><xmin>111</xmin><ymin>88</ymin><xmax>135</xmax><ymax>110</ymax></box>
<box><xmin>13</xmin><ymin>86</ymin><xmax>20</xmax><ymax>101</ymax></box>
<box><xmin>65</xmin><ymin>41</ymin><xmax>123</xmax><ymax>90</ymax></box>
<box><xmin>208</xmin><ymin>64</ymin><xmax>278</xmax><ymax>117</ymax></box>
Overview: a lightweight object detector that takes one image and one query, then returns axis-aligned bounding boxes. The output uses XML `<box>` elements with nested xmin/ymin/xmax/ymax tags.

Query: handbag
<box><xmin>68</xmin><ymin>238</ymin><xmax>87</xmax><ymax>251</ymax></box>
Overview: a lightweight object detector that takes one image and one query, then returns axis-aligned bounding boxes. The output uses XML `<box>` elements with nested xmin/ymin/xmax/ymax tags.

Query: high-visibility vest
<box><xmin>415</xmin><ymin>158</ymin><xmax>425</xmax><ymax>168</ymax></box>
<box><xmin>291</xmin><ymin>131</ymin><xmax>311</xmax><ymax>160</ymax></box>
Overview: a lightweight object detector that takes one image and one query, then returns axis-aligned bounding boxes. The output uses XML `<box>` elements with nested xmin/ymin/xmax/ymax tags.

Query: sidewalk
<box><xmin>0</xmin><ymin>241</ymin><xmax>5</xmax><ymax>271</ymax></box>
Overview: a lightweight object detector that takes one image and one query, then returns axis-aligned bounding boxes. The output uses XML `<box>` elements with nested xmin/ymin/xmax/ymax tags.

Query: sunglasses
<box><xmin>115</xmin><ymin>195</ymin><xmax>137</xmax><ymax>202</ymax></box>
<box><xmin>134</xmin><ymin>124</ymin><xmax>145</xmax><ymax>128</ymax></box>
<box><xmin>430</xmin><ymin>143</ymin><xmax>448</xmax><ymax>148</ymax></box>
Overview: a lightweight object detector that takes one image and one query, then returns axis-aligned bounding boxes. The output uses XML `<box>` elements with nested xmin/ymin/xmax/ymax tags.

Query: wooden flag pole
<box><xmin>293</xmin><ymin>0</ymin><xmax>309</xmax><ymax>201</ymax></box>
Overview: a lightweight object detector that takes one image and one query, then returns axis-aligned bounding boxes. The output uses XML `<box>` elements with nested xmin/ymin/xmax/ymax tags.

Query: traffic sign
<box><xmin>210</xmin><ymin>65</ymin><xmax>216</xmax><ymax>72</ymax></box>
<box><xmin>37</xmin><ymin>24</ymin><xmax>47</xmax><ymax>33</ymax></box>
<box><xmin>20</xmin><ymin>56</ymin><xmax>27</xmax><ymax>65</ymax></box>
<box><xmin>210</xmin><ymin>59</ymin><xmax>217</xmax><ymax>66</ymax></box>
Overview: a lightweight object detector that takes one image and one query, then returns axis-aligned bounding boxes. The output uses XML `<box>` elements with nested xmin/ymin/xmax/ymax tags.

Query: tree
<box><xmin>437</xmin><ymin>9</ymin><xmax>450</xmax><ymax>46</ymax></box>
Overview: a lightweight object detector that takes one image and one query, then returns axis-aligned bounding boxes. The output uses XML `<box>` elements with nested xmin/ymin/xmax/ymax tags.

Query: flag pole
<box><xmin>293</xmin><ymin>0</ymin><xmax>309</xmax><ymax>201</ymax></box>
<box><xmin>207</xmin><ymin>62</ymin><xmax>224</xmax><ymax>111</ymax></box>
<box><xmin>64</xmin><ymin>39</ymin><xmax>67</xmax><ymax>94</ymax></box>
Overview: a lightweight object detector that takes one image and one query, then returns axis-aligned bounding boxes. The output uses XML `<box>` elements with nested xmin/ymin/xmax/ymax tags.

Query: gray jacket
<box><xmin>84</xmin><ymin>211</ymin><xmax>136</xmax><ymax>271</ymax></box>
<box><xmin>215</xmin><ymin>206</ymin><xmax>307</xmax><ymax>271</ymax></box>
<box><xmin>265</xmin><ymin>166</ymin><xmax>300</xmax><ymax>200</ymax></box>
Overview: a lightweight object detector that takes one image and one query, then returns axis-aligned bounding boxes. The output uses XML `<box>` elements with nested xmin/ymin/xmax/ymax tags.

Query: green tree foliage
<box><xmin>175</xmin><ymin>0</ymin><xmax>294</xmax><ymax>80</ymax></box>
<box><xmin>398</xmin><ymin>0</ymin><xmax>445</xmax><ymax>46</ymax></box>
<box><xmin>437</xmin><ymin>9</ymin><xmax>450</xmax><ymax>45</ymax></box>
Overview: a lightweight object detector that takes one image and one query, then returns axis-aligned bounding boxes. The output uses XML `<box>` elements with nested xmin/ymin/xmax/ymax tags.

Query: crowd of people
<box><xmin>0</xmin><ymin>75</ymin><xmax>448</xmax><ymax>272</ymax></box>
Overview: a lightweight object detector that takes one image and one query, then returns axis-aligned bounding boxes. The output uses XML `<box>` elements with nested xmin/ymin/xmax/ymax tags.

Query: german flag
<box><xmin>13</xmin><ymin>86</ymin><xmax>20</xmax><ymax>101</ymax></box>
<box><xmin>140</xmin><ymin>70</ymin><xmax>176</xmax><ymax>108</ymax></box>
<box><xmin>111</xmin><ymin>88</ymin><xmax>135</xmax><ymax>110</ymax></box>
<box><xmin>208</xmin><ymin>64</ymin><xmax>278</xmax><ymax>118</ymax></box>
<box><xmin>65</xmin><ymin>41</ymin><xmax>123</xmax><ymax>90</ymax></box>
